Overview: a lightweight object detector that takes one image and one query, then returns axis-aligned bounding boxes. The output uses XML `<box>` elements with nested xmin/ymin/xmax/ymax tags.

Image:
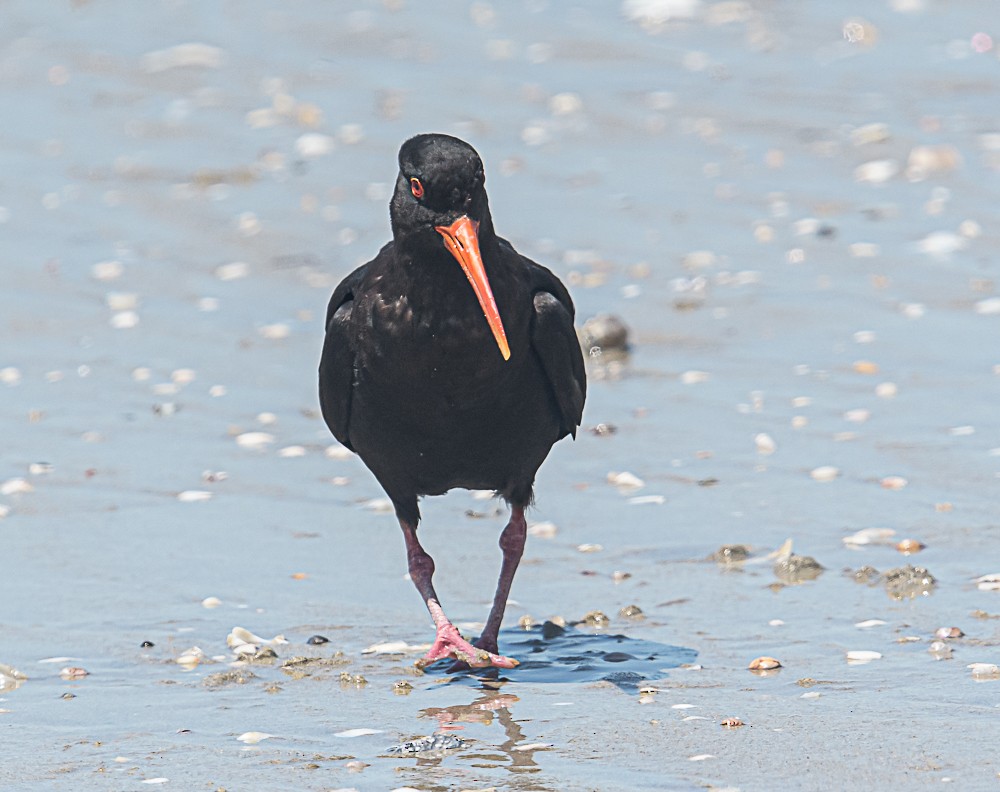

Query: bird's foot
<box><xmin>415</xmin><ymin>622</ymin><xmax>518</xmax><ymax>670</ymax></box>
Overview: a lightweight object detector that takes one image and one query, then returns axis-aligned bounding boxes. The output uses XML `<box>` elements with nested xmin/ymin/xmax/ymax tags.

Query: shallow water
<box><xmin>2</xmin><ymin>1</ymin><xmax>1000</xmax><ymax>789</ymax></box>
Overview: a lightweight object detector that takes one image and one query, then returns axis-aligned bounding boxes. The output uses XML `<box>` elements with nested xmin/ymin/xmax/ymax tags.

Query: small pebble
<box><xmin>306</xmin><ymin>635</ymin><xmax>330</xmax><ymax>645</ymax></box>
<box><xmin>935</xmin><ymin>627</ymin><xmax>964</xmax><ymax>640</ymax></box>
<box><xmin>141</xmin><ymin>641</ymin><xmax>154</xmax><ymax>648</ymax></box>
<box><xmin>880</xmin><ymin>476</ymin><xmax>908</xmax><ymax>490</ymax></box>
<box><xmin>748</xmin><ymin>656</ymin><xmax>782</xmax><ymax>670</ymax></box>
<box><xmin>59</xmin><ymin>666</ymin><xmax>89</xmax><ymax>679</ymax></box>
<box><xmin>201</xmin><ymin>596</ymin><xmax>222</xmax><ymax>608</ymax></box>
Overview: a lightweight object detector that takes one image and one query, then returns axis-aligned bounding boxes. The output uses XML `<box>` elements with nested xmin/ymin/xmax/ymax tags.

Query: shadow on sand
<box><xmin>423</xmin><ymin>623</ymin><xmax>698</xmax><ymax>690</ymax></box>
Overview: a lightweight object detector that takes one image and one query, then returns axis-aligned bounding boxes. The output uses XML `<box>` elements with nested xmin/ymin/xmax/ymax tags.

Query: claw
<box><xmin>415</xmin><ymin>622</ymin><xmax>518</xmax><ymax>670</ymax></box>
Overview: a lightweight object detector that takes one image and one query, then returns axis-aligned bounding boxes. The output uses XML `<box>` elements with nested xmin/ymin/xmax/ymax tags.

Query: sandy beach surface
<box><xmin>2</xmin><ymin>1</ymin><xmax>999</xmax><ymax>789</ymax></box>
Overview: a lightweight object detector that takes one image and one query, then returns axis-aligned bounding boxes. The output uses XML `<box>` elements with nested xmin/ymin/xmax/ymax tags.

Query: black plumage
<box><xmin>319</xmin><ymin>133</ymin><xmax>585</xmax><ymax>668</ymax></box>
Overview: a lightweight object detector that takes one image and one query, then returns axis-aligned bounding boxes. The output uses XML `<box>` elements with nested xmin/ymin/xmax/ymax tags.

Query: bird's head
<box><xmin>390</xmin><ymin>133</ymin><xmax>510</xmax><ymax>361</ymax></box>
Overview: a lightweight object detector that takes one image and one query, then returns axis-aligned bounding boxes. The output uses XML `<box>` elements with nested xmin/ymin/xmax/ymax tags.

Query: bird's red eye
<box><xmin>410</xmin><ymin>178</ymin><xmax>424</xmax><ymax>199</ymax></box>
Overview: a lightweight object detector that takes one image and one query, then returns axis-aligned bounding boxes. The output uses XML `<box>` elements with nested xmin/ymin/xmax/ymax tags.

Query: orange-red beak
<box><xmin>435</xmin><ymin>216</ymin><xmax>511</xmax><ymax>361</ymax></box>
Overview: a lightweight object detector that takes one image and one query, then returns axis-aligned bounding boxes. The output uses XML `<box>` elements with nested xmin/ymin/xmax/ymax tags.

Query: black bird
<box><xmin>319</xmin><ymin>134</ymin><xmax>585</xmax><ymax>669</ymax></box>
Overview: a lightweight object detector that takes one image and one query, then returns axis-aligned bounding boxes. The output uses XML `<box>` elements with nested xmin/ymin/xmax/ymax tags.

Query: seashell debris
<box><xmin>748</xmin><ymin>656</ymin><xmax>782</xmax><ymax>670</ymax></box>
<box><xmin>846</xmin><ymin>650</ymin><xmax>882</xmax><ymax>663</ymax></box>
<box><xmin>843</xmin><ymin>527</ymin><xmax>896</xmax><ymax>546</ymax></box>
<box><xmin>975</xmin><ymin>574</ymin><xmax>1000</xmax><ymax>592</ymax></box>
<box><xmin>236</xmin><ymin>731</ymin><xmax>273</xmax><ymax>744</ymax></box>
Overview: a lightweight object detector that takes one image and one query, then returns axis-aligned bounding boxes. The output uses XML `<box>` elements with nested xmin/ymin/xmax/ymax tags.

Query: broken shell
<box><xmin>1</xmin><ymin>478</ymin><xmax>33</xmax><ymax>496</ymax></box>
<box><xmin>843</xmin><ymin>527</ymin><xmax>896</xmax><ymax>546</ymax></box>
<box><xmin>810</xmin><ymin>466</ymin><xmax>839</xmax><ymax>482</ymax></box>
<box><xmin>201</xmin><ymin>596</ymin><xmax>222</xmax><ymax>608</ymax></box>
<box><xmin>754</xmin><ymin>433</ymin><xmax>776</xmax><ymax>455</ymax></box>
<box><xmin>235</xmin><ymin>432</ymin><xmax>275</xmax><ymax>449</ymax></box>
<box><xmin>619</xmin><ymin>604</ymin><xmax>644</xmax><ymax>619</ymax></box>
<box><xmin>855</xmin><ymin>619</ymin><xmax>887</xmax><ymax>628</ymax></box>
<box><xmin>975</xmin><ymin>573</ymin><xmax>1000</xmax><ymax>592</ymax></box>
<box><xmin>896</xmin><ymin>538</ymin><xmax>925</xmax><ymax>555</ymax></box>
<box><xmin>846</xmin><ymin>650</ymin><xmax>882</xmax><ymax>663</ymax></box>
<box><xmin>177</xmin><ymin>490</ymin><xmax>212</xmax><ymax>502</ymax></box>
<box><xmin>748</xmin><ymin>656</ymin><xmax>782</xmax><ymax>670</ymax></box>
<box><xmin>577</xmin><ymin>543</ymin><xmax>603</xmax><ymax>553</ymax></box>
<box><xmin>227</xmin><ymin>627</ymin><xmax>287</xmax><ymax>648</ymax></box>
<box><xmin>528</xmin><ymin>521</ymin><xmax>558</xmax><ymax>538</ymax></box>
<box><xmin>581</xmin><ymin>610</ymin><xmax>610</xmax><ymax>627</ymax></box>
<box><xmin>967</xmin><ymin>663</ymin><xmax>1000</xmax><ymax>678</ymax></box>
<box><xmin>176</xmin><ymin>647</ymin><xmax>204</xmax><ymax>666</ymax></box>
<box><xmin>60</xmin><ymin>666</ymin><xmax>89</xmax><ymax>679</ymax></box>
<box><xmin>720</xmin><ymin>717</ymin><xmax>744</xmax><ymax>728</ymax></box>
<box><xmin>236</xmin><ymin>731</ymin><xmax>273</xmax><ymax>744</ymax></box>
<box><xmin>880</xmin><ymin>476</ymin><xmax>908</xmax><ymax>490</ymax></box>
<box><xmin>934</xmin><ymin>626</ymin><xmax>964</xmax><ymax>640</ymax></box>
<box><xmin>607</xmin><ymin>471</ymin><xmax>644</xmax><ymax>490</ymax></box>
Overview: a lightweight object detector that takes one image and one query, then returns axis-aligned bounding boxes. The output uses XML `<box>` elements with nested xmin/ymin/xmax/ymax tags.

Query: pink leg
<box><xmin>399</xmin><ymin>518</ymin><xmax>518</xmax><ymax>670</ymax></box>
<box><xmin>475</xmin><ymin>506</ymin><xmax>526</xmax><ymax>655</ymax></box>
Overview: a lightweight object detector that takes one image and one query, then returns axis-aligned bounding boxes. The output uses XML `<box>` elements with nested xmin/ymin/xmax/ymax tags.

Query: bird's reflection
<box><xmin>414</xmin><ymin>684</ymin><xmax>546</xmax><ymax>774</ymax></box>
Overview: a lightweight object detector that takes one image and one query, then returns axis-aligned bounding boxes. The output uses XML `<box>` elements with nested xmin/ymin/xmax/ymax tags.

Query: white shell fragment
<box><xmin>844</xmin><ymin>528</ymin><xmax>896</xmax><ymax>546</ymax></box>
<box><xmin>680</xmin><ymin>370</ymin><xmax>709</xmax><ymax>385</ymax></box>
<box><xmin>201</xmin><ymin>596</ymin><xmax>222</xmax><ymax>608</ymax></box>
<box><xmin>577</xmin><ymin>543</ymin><xmax>604</xmax><ymax>553</ymax></box>
<box><xmin>334</xmin><ymin>728</ymin><xmax>383</xmax><ymax>738</ymax></box>
<box><xmin>176</xmin><ymin>647</ymin><xmax>204</xmax><ymax>666</ymax></box>
<box><xmin>141</xmin><ymin>43</ymin><xmax>225</xmax><ymax>72</ymax></box>
<box><xmin>974</xmin><ymin>298</ymin><xmax>1000</xmax><ymax>316</ymax></box>
<box><xmin>607</xmin><ymin>471</ymin><xmax>644</xmax><ymax>490</ymax></box>
<box><xmin>810</xmin><ymin>466</ymin><xmax>839</xmax><ymax>482</ymax></box>
<box><xmin>177</xmin><ymin>490</ymin><xmax>212</xmax><ymax>502</ymax></box>
<box><xmin>227</xmin><ymin>627</ymin><xmax>287</xmax><ymax>648</ymax></box>
<box><xmin>846</xmin><ymin>650</ymin><xmax>883</xmax><ymax>663</ymax></box>
<box><xmin>258</xmin><ymin>323</ymin><xmax>290</xmax><ymax>340</ymax></box>
<box><xmin>1</xmin><ymin>478</ymin><xmax>33</xmax><ymax>496</ymax></box>
<box><xmin>754</xmin><ymin>433</ymin><xmax>776</xmax><ymax>455</ymax></box>
<box><xmin>527</xmin><ymin>521</ymin><xmax>558</xmax><ymax>538</ymax></box>
<box><xmin>628</xmin><ymin>494</ymin><xmax>665</xmax><ymax>505</ymax></box>
<box><xmin>856</xmin><ymin>619</ymin><xmax>887</xmax><ymax>629</ymax></box>
<box><xmin>688</xmin><ymin>754</ymin><xmax>715</xmax><ymax>762</ymax></box>
<box><xmin>325</xmin><ymin>444</ymin><xmax>354</xmax><ymax>459</ymax></box>
<box><xmin>975</xmin><ymin>574</ymin><xmax>1000</xmax><ymax>591</ymax></box>
<box><xmin>361</xmin><ymin>641</ymin><xmax>426</xmax><ymax>655</ymax></box>
<box><xmin>237</xmin><ymin>731</ymin><xmax>273</xmax><ymax>744</ymax></box>
<box><xmin>91</xmin><ymin>260</ymin><xmax>123</xmax><ymax>281</ymax></box>
<box><xmin>967</xmin><ymin>663</ymin><xmax>1000</xmax><ymax>678</ymax></box>
<box><xmin>235</xmin><ymin>432</ymin><xmax>275</xmax><ymax>449</ymax></box>
<box><xmin>215</xmin><ymin>261</ymin><xmax>249</xmax><ymax>281</ymax></box>
<box><xmin>278</xmin><ymin>445</ymin><xmax>307</xmax><ymax>458</ymax></box>
<box><xmin>295</xmin><ymin>133</ymin><xmax>335</xmax><ymax>158</ymax></box>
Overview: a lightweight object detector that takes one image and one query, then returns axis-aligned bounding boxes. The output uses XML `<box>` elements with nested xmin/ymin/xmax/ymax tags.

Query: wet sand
<box><xmin>2</xmin><ymin>1</ymin><xmax>999</xmax><ymax>789</ymax></box>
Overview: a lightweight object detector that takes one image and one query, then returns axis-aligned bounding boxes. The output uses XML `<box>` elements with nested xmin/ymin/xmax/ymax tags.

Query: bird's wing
<box><xmin>319</xmin><ymin>263</ymin><xmax>368</xmax><ymax>451</ymax></box>
<box><xmin>524</xmin><ymin>258</ymin><xmax>587</xmax><ymax>439</ymax></box>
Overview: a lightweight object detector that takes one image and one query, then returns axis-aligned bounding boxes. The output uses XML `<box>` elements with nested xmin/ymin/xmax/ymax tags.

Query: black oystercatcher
<box><xmin>319</xmin><ymin>134</ymin><xmax>585</xmax><ymax>669</ymax></box>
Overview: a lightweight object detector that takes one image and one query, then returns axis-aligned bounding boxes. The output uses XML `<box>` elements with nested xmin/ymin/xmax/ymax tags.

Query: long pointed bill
<box><xmin>435</xmin><ymin>215</ymin><xmax>511</xmax><ymax>361</ymax></box>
